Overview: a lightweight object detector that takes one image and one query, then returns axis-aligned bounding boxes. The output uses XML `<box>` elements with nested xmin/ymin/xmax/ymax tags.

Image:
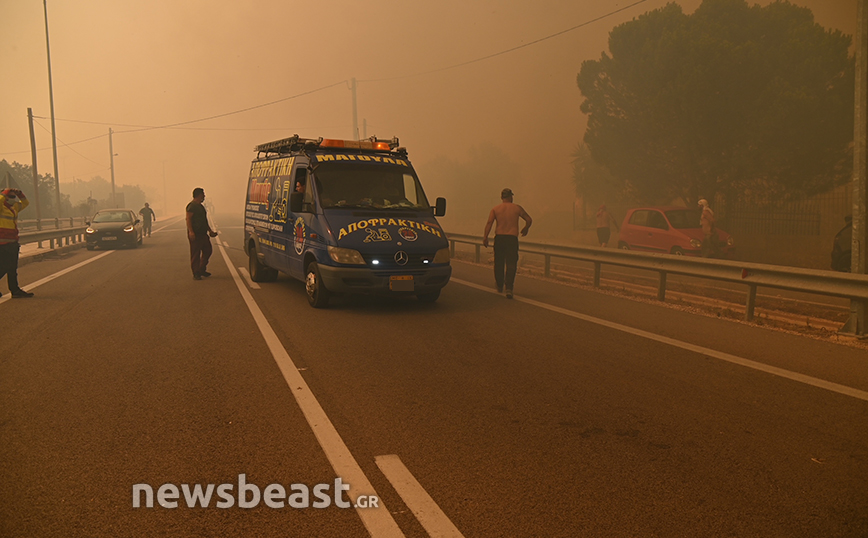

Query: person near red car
<box><xmin>595</xmin><ymin>204</ymin><xmax>619</xmax><ymax>247</ymax></box>
<box><xmin>698</xmin><ymin>199</ymin><xmax>720</xmax><ymax>258</ymax></box>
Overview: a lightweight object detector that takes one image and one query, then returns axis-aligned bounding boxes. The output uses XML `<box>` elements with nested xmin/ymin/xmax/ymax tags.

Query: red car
<box><xmin>617</xmin><ymin>206</ymin><xmax>734</xmax><ymax>257</ymax></box>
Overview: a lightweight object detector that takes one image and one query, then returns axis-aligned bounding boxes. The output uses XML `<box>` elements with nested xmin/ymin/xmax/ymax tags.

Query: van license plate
<box><xmin>101</xmin><ymin>236</ymin><xmax>117</xmax><ymax>241</ymax></box>
<box><xmin>390</xmin><ymin>275</ymin><xmax>414</xmax><ymax>291</ymax></box>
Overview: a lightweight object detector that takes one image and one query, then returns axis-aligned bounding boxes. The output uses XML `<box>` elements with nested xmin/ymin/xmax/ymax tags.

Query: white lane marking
<box><xmin>237</xmin><ymin>266</ymin><xmax>260</xmax><ymax>289</ymax></box>
<box><xmin>451</xmin><ymin>278</ymin><xmax>868</xmax><ymax>402</ymax></box>
<box><xmin>223</xmin><ymin>240</ymin><xmax>230</xmax><ymax>248</ymax></box>
<box><xmin>1</xmin><ymin>250</ymin><xmax>114</xmax><ymax>305</ymax></box>
<box><xmin>375</xmin><ymin>455</ymin><xmax>465</xmax><ymax>538</ymax></box>
<box><xmin>216</xmin><ymin>242</ymin><xmax>404</xmax><ymax>537</ymax></box>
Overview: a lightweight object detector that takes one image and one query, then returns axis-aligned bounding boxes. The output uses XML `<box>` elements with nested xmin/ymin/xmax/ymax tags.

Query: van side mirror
<box><xmin>290</xmin><ymin>192</ymin><xmax>304</xmax><ymax>213</ymax></box>
<box><xmin>434</xmin><ymin>197</ymin><xmax>446</xmax><ymax>217</ymax></box>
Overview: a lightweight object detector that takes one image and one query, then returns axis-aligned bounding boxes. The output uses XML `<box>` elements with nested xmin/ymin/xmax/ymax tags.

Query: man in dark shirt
<box><xmin>139</xmin><ymin>202</ymin><xmax>156</xmax><ymax>237</ymax></box>
<box><xmin>185</xmin><ymin>188</ymin><xmax>218</xmax><ymax>280</ymax></box>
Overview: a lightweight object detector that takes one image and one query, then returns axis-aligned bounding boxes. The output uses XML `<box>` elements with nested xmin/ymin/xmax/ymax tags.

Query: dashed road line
<box><xmin>216</xmin><ymin>241</ymin><xmax>405</xmax><ymax>537</ymax></box>
<box><xmin>376</xmin><ymin>455</ymin><xmax>465</xmax><ymax>538</ymax></box>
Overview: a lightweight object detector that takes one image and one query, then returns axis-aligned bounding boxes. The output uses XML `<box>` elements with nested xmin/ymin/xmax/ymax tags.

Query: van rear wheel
<box><xmin>305</xmin><ymin>261</ymin><xmax>331</xmax><ymax>308</ymax></box>
<box><xmin>249</xmin><ymin>248</ymin><xmax>278</xmax><ymax>282</ymax></box>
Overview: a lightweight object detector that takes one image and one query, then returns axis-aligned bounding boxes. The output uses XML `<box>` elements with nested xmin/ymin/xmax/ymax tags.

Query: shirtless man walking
<box><xmin>483</xmin><ymin>188</ymin><xmax>532</xmax><ymax>299</ymax></box>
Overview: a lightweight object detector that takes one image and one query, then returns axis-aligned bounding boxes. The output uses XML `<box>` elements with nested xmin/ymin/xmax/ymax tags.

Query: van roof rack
<box><xmin>254</xmin><ymin>135</ymin><xmax>406</xmax><ymax>158</ymax></box>
<box><xmin>255</xmin><ymin>135</ymin><xmax>322</xmax><ymax>156</ymax></box>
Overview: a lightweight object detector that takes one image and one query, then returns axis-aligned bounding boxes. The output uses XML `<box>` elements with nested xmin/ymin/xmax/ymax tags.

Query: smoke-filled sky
<box><xmin>0</xmin><ymin>0</ymin><xmax>856</xmax><ymax>221</ymax></box>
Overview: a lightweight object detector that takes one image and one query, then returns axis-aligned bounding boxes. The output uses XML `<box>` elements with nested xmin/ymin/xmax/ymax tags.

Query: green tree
<box><xmin>576</xmin><ymin>0</ymin><xmax>854</xmax><ymax>207</ymax></box>
<box><xmin>0</xmin><ymin>159</ymin><xmax>66</xmax><ymax>218</ymax></box>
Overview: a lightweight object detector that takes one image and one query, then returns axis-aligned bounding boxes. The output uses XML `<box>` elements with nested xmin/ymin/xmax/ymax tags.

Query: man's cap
<box><xmin>501</xmin><ymin>188</ymin><xmax>514</xmax><ymax>198</ymax></box>
<box><xmin>698</xmin><ymin>198</ymin><xmax>708</xmax><ymax>207</ymax></box>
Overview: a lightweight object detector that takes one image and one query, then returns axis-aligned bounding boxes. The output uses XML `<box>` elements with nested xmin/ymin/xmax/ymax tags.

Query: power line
<box><xmin>4</xmin><ymin>2</ymin><xmax>652</xmax><ymax>155</ymax></box>
<box><xmin>34</xmin><ymin>119</ymin><xmax>108</xmax><ymax>169</ymax></box>
<box><xmin>359</xmin><ymin>0</ymin><xmax>651</xmax><ymax>83</ymax></box>
<box><xmin>114</xmin><ymin>80</ymin><xmax>347</xmax><ymax>134</ymax></box>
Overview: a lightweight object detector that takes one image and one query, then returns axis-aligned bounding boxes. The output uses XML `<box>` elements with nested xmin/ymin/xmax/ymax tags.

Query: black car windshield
<box><xmin>664</xmin><ymin>209</ymin><xmax>699</xmax><ymax>229</ymax></box>
<box><xmin>93</xmin><ymin>211</ymin><xmax>131</xmax><ymax>223</ymax></box>
<box><xmin>313</xmin><ymin>162</ymin><xmax>430</xmax><ymax>210</ymax></box>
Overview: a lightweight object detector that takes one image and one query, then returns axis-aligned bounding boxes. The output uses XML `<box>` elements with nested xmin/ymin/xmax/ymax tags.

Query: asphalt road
<box><xmin>1</xmin><ymin>213</ymin><xmax>866</xmax><ymax>537</ymax></box>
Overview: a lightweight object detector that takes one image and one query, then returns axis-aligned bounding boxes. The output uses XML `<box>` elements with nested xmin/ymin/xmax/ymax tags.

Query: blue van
<box><xmin>243</xmin><ymin>135</ymin><xmax>451</xmax><ymax>307</ymax></box>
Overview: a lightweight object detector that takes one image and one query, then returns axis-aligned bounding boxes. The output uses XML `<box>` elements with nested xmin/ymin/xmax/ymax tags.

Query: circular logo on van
<box><xmin>294</xmin><ymin>217</ymin><xmax>305</xmax><ymax>254</ymax></box>
<box><xmin>398</xmin><ymin>227</ymin><xmax>418</xmax><ymax>242</ymax></box>
<box><xmin>394</xmin><ymin>251</ymin><xmax>409</xmax><ymax>265</ymax></box>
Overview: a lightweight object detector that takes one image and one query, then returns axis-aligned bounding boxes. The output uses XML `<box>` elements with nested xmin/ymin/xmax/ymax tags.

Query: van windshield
<box><xmin>313</xmin><ymin>162</ymin><xmax>430</xmax><ymax>210</ymax></box>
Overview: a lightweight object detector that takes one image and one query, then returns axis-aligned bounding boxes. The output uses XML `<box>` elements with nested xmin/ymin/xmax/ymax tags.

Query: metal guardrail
<box><xmin>18</xmin><ymin>217</ymin><xmax>88</xmax><ymax>231</ymax></box>
<box><xmin>18</xmin><ymin>221</ymin><xmax>89</xmax><ymax>250</ymax></box>
<box><xmin>446</xmin><ymin>232</ymin><xmax>868</xmax><ymax>334</ymax></box>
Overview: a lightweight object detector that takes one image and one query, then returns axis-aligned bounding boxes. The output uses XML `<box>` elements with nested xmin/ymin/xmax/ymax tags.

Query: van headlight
<box><xmin>727</xmin><ymin>236</ymin><xmax>734</xmax><ymax>246</ymax></box>
<box><xmin>328</xmin><ymin>246</ymin><xmax>365</xmax><ymax>265</ymax></box>
<box><xmin>123</xmin><ymin>225</ymin><xmax>135</xmax><ymax>232</ymax></box>
<box><xmin>689</xmin><ymin>239</ymin><xmax>701</xmax><ymax>248</ymax></box>
<box><xmin>432</xmin><ymin>247</ymin><xmax>451</xmax><ymax>264</ymax></box>
<box><xmin>86</xmin><ymin>227</ymin><xmax>95</xmax><ymax>234</ymax></box>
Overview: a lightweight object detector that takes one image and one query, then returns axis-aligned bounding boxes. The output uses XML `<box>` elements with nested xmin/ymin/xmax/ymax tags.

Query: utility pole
<box><xmin>27</xmin><ymin>108</ymin><xmax>43</xmax><ymax>229</ymax></box>
<box><xmin>843</xmin><ymin>0</ymin><xmax>868</xmax><ymax>336</ymax></box>
<box><xmin>109</xmin><ymin>128</ymin><xmax>117</xmax><ymax>208</ymax></box>
<box><xmin>162</xmin><ymin>161</ymin><xmax>167</xmax><ymax>214</ymax></box>
<box><xmin>351</xmin><ymin>77</ymin><xmax>359</xmax><ymax>140</ymax></box>
<box><xmin>43</xmin><ymin>0</ymin><xmax>61</xmax><ymax>220</ymax></box>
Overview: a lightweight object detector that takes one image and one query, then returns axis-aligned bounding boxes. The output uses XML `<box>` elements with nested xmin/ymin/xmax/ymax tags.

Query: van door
<box><xmin>287</xmin><ymin>167</ymin><xmax>314</xmax><ymax>279</ymax></box>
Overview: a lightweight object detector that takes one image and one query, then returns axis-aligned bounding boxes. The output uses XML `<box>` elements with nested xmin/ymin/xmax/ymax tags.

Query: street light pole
<box><xmin>109</xmin><ymin>128</ymin><xmax>117</xmax><ymax>208</ymax></box>
<box><xmin>42</xmin><ymin>0</ymin><xmax>62</xmax><ymax>221</ymax></box>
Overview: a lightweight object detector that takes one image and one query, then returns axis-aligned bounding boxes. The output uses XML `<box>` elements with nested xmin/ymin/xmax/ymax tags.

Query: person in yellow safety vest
<box><xmin>0</xmin><ymin>188</ymin><xmax>34</xmax><ymax>298</ymax></box>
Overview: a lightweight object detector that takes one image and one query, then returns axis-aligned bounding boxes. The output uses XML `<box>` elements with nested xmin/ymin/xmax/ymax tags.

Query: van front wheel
<box><xmin>249</xmin><ymin>249</ymin><xmax>278</xmax><ymax>282</ymax></box>
<box><xmin>305</xmin><ymin>261</ymin><xmax>331</xmax><ymax>308</ymax></box>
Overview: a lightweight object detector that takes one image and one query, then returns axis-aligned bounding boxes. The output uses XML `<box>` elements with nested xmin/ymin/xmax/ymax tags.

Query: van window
<box><xmin>313</xmin><ymin>162</ymin><xmax>430</xmax><ymax>210</ymax></box>
<box><xmin>294</xmin><ymin>168</ymin><xmax>315</xmax><ymax>209</ymax></box>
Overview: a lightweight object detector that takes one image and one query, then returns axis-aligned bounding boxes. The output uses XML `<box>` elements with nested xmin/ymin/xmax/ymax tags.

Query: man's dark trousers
<box><xmin>494</xmin><ymin>235</ymin><xmax>519</xmax><ymax>290</ymax></box>
<box><xmin>0</xmin><ymin>241</ymin><xmax>22</xmax><ymax>292</ymax></box>
<box><xmin>189</xmin><ymin>233</ymin><xmax>212</xmax><ymax>276</ymax></box>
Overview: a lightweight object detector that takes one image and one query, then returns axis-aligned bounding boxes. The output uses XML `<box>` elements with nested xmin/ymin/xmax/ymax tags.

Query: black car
<box><xmin>85</xmin><ymin>209</ymin><xmax>143</xmax><ymax>250</ymax></box>
<box><xmin>831</xmin><ymin>215</ymin><xmax>852</xmax><ymax>272</ymax></box>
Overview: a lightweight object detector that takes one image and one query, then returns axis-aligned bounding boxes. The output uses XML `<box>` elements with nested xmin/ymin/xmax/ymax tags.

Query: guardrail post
<box><xmin>657</xmin><ymin>272</ymin><xmax>667</xmax><ymax>301</ymax></box>
<box><xmin>593</xmin><ymin>262</ymin><xmax>601</xmax><ymax>287</ymax></box>
<box><xmin>745</xmin><ymin>284</ymin><xmax>757</xmax><ymax>321</ymax></box>
<box><xmin>475</xmin><ymin>244</ymin><xmax>480</xmax><ymax>263</ymax></box>
<box><xmin>544</xmin><ymin>254</ymin><xmax>551</xmax><ymax>278</ymax></box>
